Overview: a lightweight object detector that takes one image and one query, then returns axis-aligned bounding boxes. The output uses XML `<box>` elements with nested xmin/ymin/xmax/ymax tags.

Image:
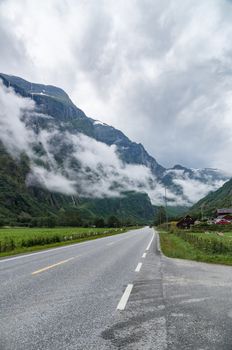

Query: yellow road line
<box><xmin>31</xmin><ymin>257</ymin><xmax>74</xmax><ymax>275</ymax></box>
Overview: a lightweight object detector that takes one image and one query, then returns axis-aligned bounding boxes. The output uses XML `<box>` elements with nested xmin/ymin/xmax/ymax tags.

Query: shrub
<box><xmin>0</xmin><ymin>237</ymin><xmax>16</xmax><ymax>252</ymax></box>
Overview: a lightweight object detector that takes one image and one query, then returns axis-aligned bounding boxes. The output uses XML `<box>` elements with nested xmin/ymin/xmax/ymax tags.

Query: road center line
<box><xmin>107</xmin><ymin>235</ymin><xmax>132</xmax><ymax>246</ymax></box>
<box><xmin>31</xmin><ymin>257</ymin><xmax>74</xmax><ymax>275</ymax></box>
<box><xmin>142</xmin><ymin>252</ymin><xmax>147</xmax><ymax>258</ymax></box>
<box><xmin>135</xmin><ymin>262</ymin><xmax>142</xmax><ymax>272</ymax></box>
<box><xmin>117</xmin><ymin>284</ymin><xmax>133</xmax><ymax>310</ymax></box>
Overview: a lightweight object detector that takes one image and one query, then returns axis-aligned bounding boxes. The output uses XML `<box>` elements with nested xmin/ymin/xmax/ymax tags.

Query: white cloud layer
<box><xmin>0</xmin><ymin>0</ymin><xmax>232</xmax><ymax>173</ymax></box>
<box><xmin>0</xmin><ymin>81</ymin><xmax>34</xmax><ymax>155</ymax></box>
<box><xmin>0</xmin><ymin>81</ymin><xmax>77</xmax><ymax>195</ymax></box>
<box><xmin>0</xmin><ymin>81</ymin><xmax>164</xmax><ymax>201</ymax></box>
<box><xmin>0</xmin><ymin>81</ymin><xmax>228</xmax><ymax>205</ymax></box>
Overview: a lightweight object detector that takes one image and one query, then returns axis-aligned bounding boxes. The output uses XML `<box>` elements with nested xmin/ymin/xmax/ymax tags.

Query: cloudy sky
<box><xmin>1</xmin><ymin>0</ymin><xmax>232</xmax><ymax>172</ymax></box>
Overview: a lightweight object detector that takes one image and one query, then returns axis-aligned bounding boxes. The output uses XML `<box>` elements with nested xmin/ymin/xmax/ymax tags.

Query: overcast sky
<box><xmin>1</xmin><ymin>0</ymin><xmax>232</xmax><ymax>172</ymax></box>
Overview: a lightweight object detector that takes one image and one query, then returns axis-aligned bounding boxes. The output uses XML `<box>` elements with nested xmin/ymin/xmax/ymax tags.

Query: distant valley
<box><xmin>0</xmin><ymin>73</ymin><xmax>230</xmax><ymax>224</ymax></box>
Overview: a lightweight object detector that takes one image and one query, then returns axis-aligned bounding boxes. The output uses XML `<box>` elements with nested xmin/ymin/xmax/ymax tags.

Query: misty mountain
<box><xmin>0</xmin><ymin>139</ymin><xmax>155</xmax><ymax>225</ymax></box>
<box><xmin>189</xmin><ymin>178</ymin><xmax>232</xmax><ymax>218</ymax></box>
<box><xmin>0</xmin><ymin>73</ymin><xmax>165</xmax><ymax>178</ymax></box>
<box><xmin>162</xmin><ymin>165</ymin><xmax>229</xmax><ymax>205</ymax></box>
<box><xmin>0</xmin><ymin>73</ymin><xmax>229</xmax><ymax>214</ymax></box>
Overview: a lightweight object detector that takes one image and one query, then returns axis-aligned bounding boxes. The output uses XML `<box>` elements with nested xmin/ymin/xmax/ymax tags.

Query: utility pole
<box><xmin>164</xmin><ymin>186</ymin><xmax>168</xmax><ymax>230</ymax></box>
<box><xmin>200</xmin><ymin>203</ymin><xmax>205</xmax><ymax>221</ymax></box>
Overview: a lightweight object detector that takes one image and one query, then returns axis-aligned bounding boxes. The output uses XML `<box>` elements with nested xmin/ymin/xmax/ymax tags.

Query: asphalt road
<box><xmin>1</xmin><ymin>227</ymin><xmax>232</xmax><ymax>349</ymax></box>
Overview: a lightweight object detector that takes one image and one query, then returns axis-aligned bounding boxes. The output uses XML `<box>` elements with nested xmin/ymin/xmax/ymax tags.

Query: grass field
<box><xmin>159</xmin><ymin>229</ymin><xmax>232</xmax><ymax>266</ymax></box>
<box><xmin>0</xmin><ymin>226</ymin><xmax>137</xmax><ymax>257</ymax></box>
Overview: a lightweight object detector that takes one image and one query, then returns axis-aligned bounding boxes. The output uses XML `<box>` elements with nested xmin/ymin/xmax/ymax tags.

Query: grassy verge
<box><xmin>0</xmin><ymin>226</ymin><xmax>139</xmax><ymax>258</ymax></box>
<box><xmin>159</xmin><ymin>230</ymin><xmax>232</xmax><ymax>266</ymax></box>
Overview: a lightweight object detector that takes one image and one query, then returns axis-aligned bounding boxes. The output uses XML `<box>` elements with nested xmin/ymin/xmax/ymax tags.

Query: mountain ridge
<box><xmin>0</xmin><ymin>73</ymin><xmax>229</xmax><ymax>212</ymax></box>
<box><xmin>190</xmin><ymin>178</ymin><xmax>232</xmax><ymax>217</ymax></box>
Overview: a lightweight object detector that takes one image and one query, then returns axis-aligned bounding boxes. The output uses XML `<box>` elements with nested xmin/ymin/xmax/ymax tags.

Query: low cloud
<box><xmin>0</xmin><ymin>80</ymin><xmax>34</xmax><ymax>155</ymax></box>
<box><xmin>0</xmin><ymin>81</ymin><xmax>227</xmax><ymax>206</ymax></box>
<box><xmin>1</xmin><ymin>0</ymin><xmax>232</xmax><ymax>172</ymax></box>
<box><xmin>173</xmin><ymin>178</ymin><xmax>225</xmax><ymax>205</ymax></box>
<box><xmin>27</xmin><ymin>166</ymin><xmax>77</xmax><ymax>195</ymax></box>
<box><xmin>0</xmin><ymin>81</ymin><xmax>77</xmax><ymax>195</ymax></box>
<box><xmin>0</xmin><ymin>81</ymin><xmax>161</xmax><ymax>200</ymax></box>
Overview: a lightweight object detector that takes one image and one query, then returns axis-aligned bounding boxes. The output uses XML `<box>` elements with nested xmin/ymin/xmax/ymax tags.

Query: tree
<box><xmin>58</xmin><ymin>209</ymin><xmax>82</xmax><ymax>227</ymax></box>
<box><xmin>94</xmin><ymin>217</ymin><xmax>105</xmax><ymax>228</ymax></box>
<box><xmin>17</xmin><ymin>212</ymin><xmax>32</xmax><ymax>225</ymax></box>
<box><xmin>107</xmin><ymin>215</ymin><xmax>121</xmax><ymax>227</ymax></box>
<box><xmin>0</xmin><ymin>217</ymin><xmax>4</xmax><ymax>227</ymax></box>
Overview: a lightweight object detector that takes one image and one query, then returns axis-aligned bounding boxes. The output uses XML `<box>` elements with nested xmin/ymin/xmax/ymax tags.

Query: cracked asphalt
<box><xmin>1</xmin><ymin>227</ymin><xmax>232</xmax><ymax>349</ymax></box>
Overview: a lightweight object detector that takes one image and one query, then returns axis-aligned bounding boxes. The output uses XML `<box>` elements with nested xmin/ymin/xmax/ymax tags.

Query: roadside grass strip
<box><xmin>32</xmin><ymin>257</ymin><xmax>74</xmax><ymax>275</ymax></box>
<box><xmin>117</xmin><ymin>284</ymin><xmax>133</xmax><ymax>310</ymax></box>
<box><xmin>159</xmin><ymin>230</ymin><xmax>232</xmax><ymax>266</ymax></box>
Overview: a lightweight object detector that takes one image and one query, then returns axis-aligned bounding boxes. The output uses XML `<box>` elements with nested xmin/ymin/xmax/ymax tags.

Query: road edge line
<box><xmin>146</xmin><ymin>232</ymin><xmax>154</xmax><ymax>251</ymax></box>
<box><xmin>135</xmin><ymin>262</ymin><xmax>142</xmax><ymax>272</ymax></box>
<box><xmin>117</xmin><ymin>284</ymin><xmax>133</xmax><ymax>310</ymax></box>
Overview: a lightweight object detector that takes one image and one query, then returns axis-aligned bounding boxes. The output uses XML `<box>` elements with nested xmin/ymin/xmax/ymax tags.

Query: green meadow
<box><xmin>0</xmin><ymin>226</ymin><xmax>135</xmax><ymax>257</ymax></box>
<box><xmin>159</xmin><ymin>229</ymin><xmax>232</xmax><ymax>266</ymax></box>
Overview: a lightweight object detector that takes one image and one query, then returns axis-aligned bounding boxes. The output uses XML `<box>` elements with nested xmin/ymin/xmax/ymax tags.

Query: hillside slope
<box><xmin>0</xmin><ymin>73</ymin><xmax>165</xmax><ymax>178</ymax></box>
<box><xmin>0</xmin><ymin>141</ymin><xmax>155</xmax><ymax>225</ymax></box>
<box><xmin>0</xmin><ymin>73</ymin><xmax>229</xmax><ymax>225</ymax></box>
<box><xmin>190</xmin><ymin>178</ymin><xmax>232</xmax><ymax>217</ymax></box>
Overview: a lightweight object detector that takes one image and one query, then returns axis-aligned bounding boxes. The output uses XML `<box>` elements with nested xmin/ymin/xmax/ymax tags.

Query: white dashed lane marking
<box><xmin>117</xmin><ymin>284</ymin><xmax>133</xmax><ymax>310</ymax></box>
<box><xmin>135</xmin><ymin>262</ymin><xmax>142</xmax><ymax>272</ymax></box>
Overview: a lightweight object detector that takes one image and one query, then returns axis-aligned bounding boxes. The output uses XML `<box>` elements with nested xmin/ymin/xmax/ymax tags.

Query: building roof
<box><xmin>216</xmin><ymin>208</ymin><xmax>232</xmax><ymax>215</ymax></box>
<box><xmin>177</xmin><ymin>215</ymin><xmax>195</xmax><ymax>228</ymax></box>
<box><xmin>223</xmin><ymin>215</ymin><xmax>232</xmax><ymax>221</ymax></box>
